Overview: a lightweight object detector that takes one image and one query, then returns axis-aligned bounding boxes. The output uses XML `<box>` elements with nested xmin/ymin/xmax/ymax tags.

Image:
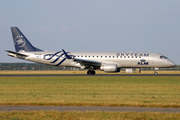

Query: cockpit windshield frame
<box><xmin>160</xmin><ymin>56</ymin><xmax>168</xmax><ymax>59</ymax></box>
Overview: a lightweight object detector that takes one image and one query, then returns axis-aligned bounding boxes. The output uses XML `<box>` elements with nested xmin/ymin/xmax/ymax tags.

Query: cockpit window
<box><xmin>160</xmin><ymin>56</ymin><xmax>168</xmax><ymax>59</ymax></box>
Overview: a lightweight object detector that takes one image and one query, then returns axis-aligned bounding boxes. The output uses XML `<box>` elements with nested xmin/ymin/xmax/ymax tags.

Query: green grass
<box><xmin>0</xmin><ymin>111</ymin><xmax>180</xmax><ymax>120</ymax></box>
<box><xmin>0</xmin><ymin>76</ymin><xmax>180</xmax><ymax>107</ymax></box>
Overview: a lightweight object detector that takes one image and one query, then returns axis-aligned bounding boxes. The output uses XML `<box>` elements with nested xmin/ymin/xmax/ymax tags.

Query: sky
<box><xmin>0</xmin><ymin>0</ymin><xmax>180</xmax><ymax>64</ymax></box>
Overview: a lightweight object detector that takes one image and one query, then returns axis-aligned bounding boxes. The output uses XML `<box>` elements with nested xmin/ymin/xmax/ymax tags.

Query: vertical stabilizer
<box><xmin>11</xmin><ymin>27</ymin><xmax>43</xmax><ymax>52</ymax></box>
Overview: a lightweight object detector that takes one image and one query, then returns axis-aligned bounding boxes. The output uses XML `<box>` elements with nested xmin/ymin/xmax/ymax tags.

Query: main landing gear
<box><xmin>87</xmin><ymin>66</ymin><xmax>96</xmax><ymax>75</ymax></box>
<box><xmin>87</xmin><ymin>70</ymin><xmax>96</xmax><ymax>75</ymax></box>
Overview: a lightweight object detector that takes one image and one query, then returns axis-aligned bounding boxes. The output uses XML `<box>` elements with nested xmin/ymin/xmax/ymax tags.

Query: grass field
<box><xmin>0</xmin><ymin>111</ymin><xmax>180</xmax><ymax>120</ymax></box>
<box><xmin>0</xmin><ymin>70</ymin><xmax>180</xmax><ymax>74</ymax></box>
<box><xmin>0</xmin><ymin>76</ymin><xmax>179</xmax><ymax>108</ymax></box>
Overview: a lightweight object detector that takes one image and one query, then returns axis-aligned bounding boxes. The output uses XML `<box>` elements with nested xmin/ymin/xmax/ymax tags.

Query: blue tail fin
<box><xmin>11</xmin><ymin>27</ymin><xmax>43</xmax><ymax>52</ymax></box>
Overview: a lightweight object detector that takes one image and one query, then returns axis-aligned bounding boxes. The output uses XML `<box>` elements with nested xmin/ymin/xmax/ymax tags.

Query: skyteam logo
<box><xmin>44</xmin><ymin>51</ymin><xmax>69</xmax><ymax>66</ymax></box>
<box><xmin>14</xmin><ymin>36</ymin><xmax>26</xmax><ymax>48</ymax></box>
<box><xmin>138</xmin><ymin>59</ymin><xmax>149</xmax><ymax>65</ymax></box>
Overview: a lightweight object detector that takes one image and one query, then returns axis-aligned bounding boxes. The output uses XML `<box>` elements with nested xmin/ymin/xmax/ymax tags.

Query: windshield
<box><xmin>160</xmin><ymin>56</ymin><xmax>168</xmax><ymax>59</ymax></box>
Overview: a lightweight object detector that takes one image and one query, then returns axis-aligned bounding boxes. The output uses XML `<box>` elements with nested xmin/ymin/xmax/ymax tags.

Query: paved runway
<box><xmin>0</xmin><ymin>74</ymin><xmax>180</xmax><ymax>77</ymax></box>
<box><xmin>0</xmin><ymin>106</ymin><xmax>180</xmax><ymax>113</ymax></box>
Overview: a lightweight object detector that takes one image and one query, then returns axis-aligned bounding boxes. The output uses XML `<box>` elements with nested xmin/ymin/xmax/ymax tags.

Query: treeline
<box><xmin>0</xmin><ymin>63</ymin><xmax>179</xmax><ymax>71</ymax></box>
<box><xmin>0</xmin><ymin>63</ymin><xmax>75</xmax><ymax>71</ymax></box>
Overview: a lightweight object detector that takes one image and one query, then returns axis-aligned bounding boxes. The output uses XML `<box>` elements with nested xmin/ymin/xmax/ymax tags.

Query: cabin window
<box><xmin>124</xmin><ymin>56</ymin><xmax>126</xmax><ymax>58</ymax></box>
<box><xmin>92</xmin><ymin>56</ymin><xmax>94</xmax><ymax>57</ymax></box>
<box><xmin>101</xmin><ymin>56</ymin><xmax>103</xmax><ymax>58</ymax></box>
<box><xmin>113</xmin><ymin>56</ymin><xmax>115</xmax><ymax>58</ymax></box>
<box><xmin>105</xmin><ymin>56</ymin><xmax>107</xmax><ymax>58</ymax></box>
<box><xmin>117</xmin><ymin>56</ymin><xmax>118</xmax><ymax>58</ymax></box>
<box><xmin>97</xmin><ymin>56</ymin><xmax>98</xmax><ymax>58</ymax></box>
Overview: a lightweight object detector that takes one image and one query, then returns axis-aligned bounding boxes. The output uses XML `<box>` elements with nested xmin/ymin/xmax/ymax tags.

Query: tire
<box><xmin>87</xmin><ymin>70</ymin><xmax>95</xmax><ymax>75</ymax></box>
<box><xmin>92</xmin><ymin>70</ymin><xmax>95</xmax><ymax>75</ymax></box>
<box><xmin>154</xmin><ymin>72</ymin><xmax>158</xmax><ymax>75</ymax></box>
<box><xmin>87</xmin><ymin>70</ymin><xmax>91</xmax><ymax>75</ymax></box>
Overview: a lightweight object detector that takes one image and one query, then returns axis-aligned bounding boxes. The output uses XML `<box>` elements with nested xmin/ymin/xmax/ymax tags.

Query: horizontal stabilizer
<box><xmin>5</xmin><ymin>50</ymin><xmax>28</xmax><ymax>57</ymax></box>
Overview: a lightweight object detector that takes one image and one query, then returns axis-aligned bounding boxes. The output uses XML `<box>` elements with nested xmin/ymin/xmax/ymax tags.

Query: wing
<box><xmin>62</xmin><ymin>49</ymin><xmax>102</xmax><ymax>69</ymax></box>
<box><xmin>74</xmin><ymin>58</ymin><xmax>102</xmax><ymax>68</ymax></box>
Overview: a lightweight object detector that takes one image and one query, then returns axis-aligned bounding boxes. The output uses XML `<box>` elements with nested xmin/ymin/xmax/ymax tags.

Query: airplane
<box><xmin>6</xmin><ymin>27</ymin><xmax>175</xmax><ymax>75</ymax></box>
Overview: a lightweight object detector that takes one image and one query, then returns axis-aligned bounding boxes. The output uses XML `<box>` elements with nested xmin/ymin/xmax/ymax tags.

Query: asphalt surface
<box><xmin>0</xmin><ymin>74</ymin><xmax>180</xmax><ymax>77</ymax></box>
<box><xmin>0</xmin><ymin>106</ymin><xmax>180</xmax><ymax>113</ymax></box>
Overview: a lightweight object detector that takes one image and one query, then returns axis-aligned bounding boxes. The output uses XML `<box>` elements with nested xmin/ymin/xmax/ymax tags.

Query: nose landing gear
<box><xmin>154</xmin><ymin>68</ymin><xmax>159</xmax><ymax>75</ymax></box>
<box><xmin>154</xmin><ymin>71</ymin><xmax>158</xmax><ymax>75</ymax></box>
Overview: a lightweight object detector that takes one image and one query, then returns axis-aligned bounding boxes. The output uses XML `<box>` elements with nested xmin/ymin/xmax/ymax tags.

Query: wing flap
<box><xmin>74</xmin><ymin>58</ymin><xmax>102</xmax><ymax>67</ymax></box>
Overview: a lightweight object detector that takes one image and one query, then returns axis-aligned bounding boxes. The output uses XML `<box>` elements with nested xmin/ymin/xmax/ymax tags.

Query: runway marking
<box><xmin>0</xmin><ymin>106</ymin><xmax>180</xmax><ymax>113</ymax></box>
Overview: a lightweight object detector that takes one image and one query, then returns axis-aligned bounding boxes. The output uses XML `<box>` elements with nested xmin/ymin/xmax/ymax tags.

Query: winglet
<box><xmin>62</xmin><ymin>49</ymin><xmax>72</xmax><ymax>59</ymax></box>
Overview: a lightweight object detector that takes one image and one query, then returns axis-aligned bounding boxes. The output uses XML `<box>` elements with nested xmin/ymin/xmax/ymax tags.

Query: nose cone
<box><xmin>169</xmin><ymin>61</ymin><xmax>176</xmax><ymax>67</ymax></box>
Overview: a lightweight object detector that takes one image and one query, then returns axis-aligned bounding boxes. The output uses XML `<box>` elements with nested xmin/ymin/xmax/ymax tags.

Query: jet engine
<box><xmin>100</xmin><ymin>64</ymin><xmax>120</xmax><ymax>72</ymax></box>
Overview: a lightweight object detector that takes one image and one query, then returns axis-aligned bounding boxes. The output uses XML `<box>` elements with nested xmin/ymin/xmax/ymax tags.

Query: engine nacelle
<box><xmin>100</xmin><ymin>64</ymin><xmax>120</xmax><ymax>72</ymax></box>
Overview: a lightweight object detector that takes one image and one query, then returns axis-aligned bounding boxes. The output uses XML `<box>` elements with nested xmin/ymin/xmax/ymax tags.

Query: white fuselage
<box><xmin>7</xmin><ymin>27</ymin><xmax>176</xmax><ymax>74</ymax></box>
<box><xmin>9</xmin><ymin>51</ymin><xmax>175</xmax><ymax>69</ymax></box>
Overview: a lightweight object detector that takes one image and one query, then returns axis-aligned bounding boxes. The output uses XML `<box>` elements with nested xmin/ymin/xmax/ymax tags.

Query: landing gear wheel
<box><xmin>154</xmin><ymin>72</ymin><xmax>158</xmax><ymax>75</ymax></box>
<box><xmin>87</xmin><ymin>70</ymin><xmax>91</xmax><ymax>75</ymax></box>
<box><xmin>87</xmin><ymin>70</ymin><xmax>96</xmax><ymax>75</ymax></box>
<box><xmin>92</xmin><ymin>70</ymin><xmax>95</xmax><ymax>75</ymax></box>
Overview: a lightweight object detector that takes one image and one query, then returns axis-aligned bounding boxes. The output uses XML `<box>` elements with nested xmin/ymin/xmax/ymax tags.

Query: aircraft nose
<box><xmin>169</xmin><ymin>61</ymin><xmax>175</xmax><ymax>67</ymax></box>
